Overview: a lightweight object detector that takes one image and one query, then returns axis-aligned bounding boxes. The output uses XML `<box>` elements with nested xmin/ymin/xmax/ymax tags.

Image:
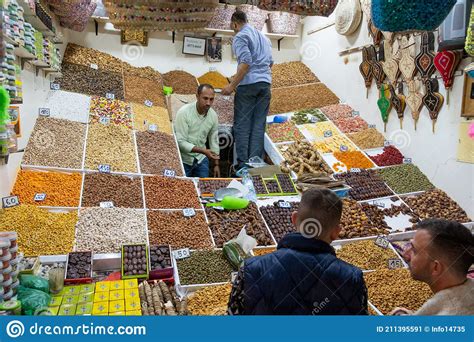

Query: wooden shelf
<box><xmin>18</xmin><ymin>2</ymin><xmax>55</xmax><ymax>37</ymax></box>
<box><xmin>14</xmin><ymin>45</ymin><xmax>36</xmax><ymax>59</ymax></box>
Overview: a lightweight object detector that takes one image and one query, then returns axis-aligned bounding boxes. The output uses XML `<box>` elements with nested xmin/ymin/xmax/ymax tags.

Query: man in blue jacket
<box><xmin>228</xmin><ymin>188</ymin><xmax>368</xmax><ymax>315</ymax></box>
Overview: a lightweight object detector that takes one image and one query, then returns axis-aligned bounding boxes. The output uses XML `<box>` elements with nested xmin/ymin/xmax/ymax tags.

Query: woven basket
<box><xmin>236</xmin><ymin>4</ymin><xmax>268</xmax><ymax>31</ymax></box>
<box><xmin>466</xmin><ymin>8</ymin><xmax>474</xmax><ymax>56</ymax></box>
<box><xmin>257</xmin><ymin>0</ymin><xmax>337</xmax><ymax>16</ymax></box>
<box><xmin>268</xmin><ymin>11</ymin><xmax>300</xmax><ymax>35</ymax></box>
<box><xmin>372</xmin><ymin>0</ymin><xmax>457</xmax><ymax>33</ymax></box>
<box><xmin>334</xmin><ymin>0</ymin><xmax>362</xmax><ymax>36</ymax></box>
<box><xmin>208</xmin><ymin>3</ymin><xmax>236</xmax><ymax>30</ymax></box>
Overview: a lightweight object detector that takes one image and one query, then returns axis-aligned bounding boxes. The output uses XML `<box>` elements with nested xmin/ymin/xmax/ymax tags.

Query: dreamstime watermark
<box><xmin>312</xmin><ymin>298</ymin><xmax>330</xmax><ymax>315</ymax></box>
<box><xmin>31</xmin><ymin>128</ymin><xmax>56</xmax><ymax>150</ymax></box>
<box><xmin>389</xmin><ymin>129</ymin><xmax>411</xmax><ymax>149</ymax></box>
<box><xmin>218</xmin><ymin>131</ymin><xmax>234</xmax><ymax>150</ymax></box>
<box><xmin>300</xmin><ymin>218</ymin><xmax>323</xmax><ymax>239</ymax></box>
<box><xmin>5</xmin><ymin>320</ymin><xmax>146</xmax><ymax>338</ymax></box>
<box><xmin>299</xmin><ymin>41</ymin><xmax>322</xmax><ymax>61</ymax></box>
<box><xmin>122</xmin><ymin>41</ymin><xmax>145</xmax><ymax>63</ymax></box>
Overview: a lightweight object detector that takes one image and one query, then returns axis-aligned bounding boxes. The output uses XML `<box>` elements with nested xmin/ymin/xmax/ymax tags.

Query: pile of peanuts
<box><xmin>348</xmin><ymin>128</ymin><xmax>385</xmax><ymax>150</ymax></box>
<box><xmin>124</xmin><ymin>73</ymin><xmax>166</xmax><ymax>108</ymax></box>
<box><xmin>131</xmin><ymin>104</ymin><xmax>172</xmax><ymax>134</ymax></box>
<box><xmin>336</xmin><ymin>240</ymin><xmax>402</xmax><ymax>270</ymax></box>
<box><xmin>187</xmin><ymin>284</ymin><xmax>232</xmax><ymax>315</ymax></box>
<box><xmin>143</xmin><ymin>176</ymin><xmax>200</xmax><ymax>209</ymax></box>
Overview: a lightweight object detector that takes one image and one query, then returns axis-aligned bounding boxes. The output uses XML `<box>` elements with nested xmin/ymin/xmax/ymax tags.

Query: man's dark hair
<box><xmin>297</xmin><ymin>188</ymin><xmax>342</xmax><ymax>233</ymax></box>
<box><xmin>197</xmin><ymin>84</ymin><xmax>215</xmax><ymax>95</ymax></box>
<box><xmin>417</xmin><ymin>219</ymin><xmax>474</xmax><ymax>275</ymax></box>
<box><xmin>231</xmin><ymin>10</ymin><xmax>247</xmax><ymax>24</ymax></box>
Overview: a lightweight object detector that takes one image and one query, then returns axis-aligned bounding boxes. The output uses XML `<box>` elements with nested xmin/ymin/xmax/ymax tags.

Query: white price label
<box><xmin>375</xmin><ymin>236</ymin><xmax>390</xmax><ymax>249</ymax></box>
<box><xmin>323</xmin><ymin>130</ymin><xmax>333</xmax><ymax>138</ymax></box>
<box><xmin>388</xmin><ymin>258</ymin><xmax>403</xmax><ymax>269</ymax></box>
<box><xmin>368</xmin><ymin>124</ymin><xmax>376</xmax><ymax>129</ymax></box>
<box><xmin>340</xmin><ymin>145</ymin><xmax>348</xmax><ymax>152</ymax></box>
<box><xmin>144</xmin><ymin>100</ymin><xmax>153</xmax><ymax>107</ymax></box>
<box><xmin>2</xmin><ymin>195</ymin><xmax>19</xmax><ymax>209</ymax></box>
<box><xmin>39</xmin><ymin>108</ymin><xmax>51</xmax><ymax>117</ymax></box>
<box><xmin>350</xmin><ymin>168</ymin><xmax>361</xmax><ymax>173</ymax></box>
<box><xmin>98</xmin><ymin>164</ymin><xmax>111</xmax><ymax>173</ymax></box>
<box><xmin>310</xmin><ymin>116</ymin><xmax>318</xmax><ymax>123</ymax></box>
<box><xmin>106</xmin><ymin>93</ymin><xmax>115</xmax><ymax>100</ymax></box>
<box><xmin>50</xmin><ymin>83</ymin><xmax>60</xmax><ymax>90</ymax></box>
<box><xmin>231</xmin><ymin>271</ymin><xmax>238</xmax><ymax>283</ymax></box>
<box><xmin>374</xmin><ymin>201</ymin><xmax>385</xmax><ymax>208</ymax></box>
<box><xmin>148</xmin><ymin>124</ymin><xmax>158</xmax><ymax>132</ymax></box>
<box><xmin>163</xmin><ymin>169</ymin><xmax>176</xmax><ymax>177</ymax></box>
<box><xmin>403</xmin><ymin>158</ymin><xmax>412</xmax><ymax>164</ymax></box>
<box><xmin>352</xmin><ymin>111</ymin><xmax>360</xmax><ymax>117</ymax></box>
<box><xmin>183</xmin><ymin>208</ymin><xmax>196</xmax><ymax>217</ymax></box>
<box><xmin>384</xmin><ymin>140</ymin><xmax>392</xmax><ymax>147</ymax></box>
<box><xmin>278</xmin><ymin>201</ymin><xmax>291</xmax><ymax>209</ymax></box>
<box><xmin>34</xmin><ymin>193</ymin><xmax>46</xmax><ymax>202</ymax></box>
<box><xmin>172</xmin><ymin>248</ymin><xmax>190</xmax><ymax>260</ymax></box>
<box><xmin>100</xmin><ymin>201</ymin><xmax>114</xmax><ymax>208</ymax></box>
<box><xmin>209</xmin><ymin>67</ymin><xmax>217</xmax><ymax>72</ymax></box>
<box><xmin>99</xmin><ymin>117</ymin><xmax>110</xmax><ymax>125</ymax></box>
<box><xmin>0</xmin><ymin>132</ymin><xmax>8</xmax><ymax>140</ymax></box>
<box><xmin>90</xmin><ymin>63</ymin><xmax>98</xmax><ymax>70</ymax></box>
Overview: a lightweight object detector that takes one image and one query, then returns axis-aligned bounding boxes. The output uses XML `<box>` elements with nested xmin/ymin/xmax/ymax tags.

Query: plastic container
<box><xmin>0</xmin><ymin>240</ymin><xmax>9</xmax><ymax>257</ymax></box>
<box><xmin>9</xmin><ymin>246</ymin><xmax>18</xmax><ymax>260</ymax></box>
<box><xmin>0</xmin><ymin>252</ymin><xmax>11</xmax><ymax>263</ymax></box>
<box><xmin>10</xmin><ymin>269</ymin><xmax>19</xmax><ymax>283</ymax></box>
<box><xmin>3</xmin><ymin>290</ymin><xmax>14</xmax><ymax>301</ymax></box>
<box><xmin>0</xmin><ymin>300</ymin><xmax>22</xmax><ymax>315</ymax></box>
<box><xmin>0</xmin><ymin>232</ymin><xmax>17</xmax><ymax>248</ymax></box>
<box><xmin>0</xmin><ymin>259</ymin><xmax>10</xmax><ymax>270</ymax></box>
<box><xmin>2</xmin><ymin>276</ymin><xmax>12</xmax><ymax>288</ymax></box>
<box><xmin>0</xmin><ymin>273</ymin><xmax>4</xmax><ymax>283</ymax></box>
<box><xmin>9</xmin><ymin>256</ymin><xmax>19</xmax><ymax>266</ymax></box>
<box><xmin>2</xmin><ymin>265</ymin><xmax>12</xmax><ymax>275</ymax></box>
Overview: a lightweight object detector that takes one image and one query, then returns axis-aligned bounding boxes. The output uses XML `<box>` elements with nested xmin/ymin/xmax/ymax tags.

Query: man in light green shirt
<box><xmin>174</xmin><ymin>84</ymin><xmax>220</xmax><ymax>178</ymax></box>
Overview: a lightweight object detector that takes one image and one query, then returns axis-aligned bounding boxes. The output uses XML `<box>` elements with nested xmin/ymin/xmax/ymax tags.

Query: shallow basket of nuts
<box><xmin>64</xmin><ymin>251</ymin><xmax>93</xmax><ymax>285</ymax></box>
<box><xmin>121</xmin><ymin>244</ymin><xmax>149</xmax><ymax>280</ymax></box>
<box><xmin>148</xmin><ymin>245</ymin><xmax>173</xmax><ymax>280</ymax></box>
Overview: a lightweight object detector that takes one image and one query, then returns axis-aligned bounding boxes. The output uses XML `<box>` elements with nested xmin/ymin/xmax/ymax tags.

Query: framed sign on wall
<box><xmin>182</xmin><ymin>36</ymin><xmax>206</xmax><ymax>56</ymax></box>
<box><xmin>7</xmin><ymin>106</ymin><xmax>20</xmax><ymax>137</ymax></box>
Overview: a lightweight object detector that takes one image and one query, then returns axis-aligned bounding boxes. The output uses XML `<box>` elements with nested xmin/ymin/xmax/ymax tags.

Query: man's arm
<box><xmin>208</xmin><ymin>114</ymin><xmax>221</xmax><ymax>177</ymax></box>
<box><xmin>222</xmin><ymin>36</ymin><xmax>251</xmax><ymax>95</ymax></box>
<box><xmin>174</xmin><ymin>111</ymin><xmax>195</xmax><ymax>154</ymax></box>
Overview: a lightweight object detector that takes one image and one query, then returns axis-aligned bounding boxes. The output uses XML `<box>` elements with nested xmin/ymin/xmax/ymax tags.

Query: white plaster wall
<box><xmin>301</xmin><ymin>15</ymin><xmax>474</xmax><ymax>219</ymax></box>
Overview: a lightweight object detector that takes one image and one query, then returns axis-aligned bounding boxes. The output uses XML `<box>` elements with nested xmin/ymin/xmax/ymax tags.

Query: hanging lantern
<box><xmin>372</xmin><ymin>0</ymin><xmax>457</xmax><ymax>33</ymax></box>
<box><xmin>434</xmin><ymin>50</ymin><xmax>462</xmax><ymax>104</ymax></box>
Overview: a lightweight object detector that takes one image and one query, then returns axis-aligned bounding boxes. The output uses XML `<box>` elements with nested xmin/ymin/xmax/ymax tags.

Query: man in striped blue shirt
<box><xmin>222</xmin><ymin>10</ymin><xmax>273</xmax><ymax>171</ymax></box>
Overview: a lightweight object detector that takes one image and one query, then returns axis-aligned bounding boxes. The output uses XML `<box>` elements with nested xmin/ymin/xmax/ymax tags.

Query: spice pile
<box><xmin>266</xmin><ymin>121</ymin><xmax>305</xmax><ymax>143</ymax></box>
<box><xmin>188</xmin><ymin>284</ymin><xmax>232</xmax><ymax>315</ymax></box>
<box><xmin>163</xmin><ymin>71</ymin><xmax>199</xmax><ymax>94</ymax></box>
<box><xmin>369</xmin><ymin>146</ymin><xmax>404</xmax><ymax>166</ymax></box>
<box><xmin>333</xmin><ymin>116</ymin><xmax>368</xmax><ymax>133</ymax></box>
<box><xmin>320</xmin><ymin>104</ymin><xmax>354</xmax><ymax>121</ymax></box>
<box><xmin>270</xmin><ymin>83</ymin><xmax>339</xmax><ymax>114</ymax></box>
<box><xmin>0</xmin><ymin>205</ymin><xmax>77</xmax><ymax>256</ymax></box>
<box><xmin>22</xmin><ymin>117</ymin><xmax>86</xmax><ymax>169</ymax></box>
<box><xmin>205</xmin><ymin>202</ymin><xmax>274</xmax><ymax>247</ymax></box>
<box><xmin>198</xmin><ymin>71</ymin><xmax>229</xmax><ymax>89</ymax></box>
<box><xmin>336</xmin><ymin>240</ymin><xmax>402</xmax><ymax>270</ymax></box>
<box><xmin>132</xmin><ymin>104</ymin><xmax>172</xmax><ymax>134</ymax></box>
<box><xmin>333</xmin><ymin>151</ymin><xmax>375</xmax><ymax>170</ymax></box>
<box><xmin>403</xmin><ymin>190</ymin><xmax>471</xmax><ymax>223</ymax></box>
<box><xmin>124</xmin><ymin>74</ymin><xmax>166</xmax><ymax>108</ymax></box>
<box><xmin>280</xmin><ymin>141</ymin><xmax>333</xmax><ymax>177</ymax></box>
<box><xmin>271</xmin><ymin>62</ymin><xmax>319</xmax><ymax>88</ymax></box>
<box><xmin>176</xmin><ymin>250</ymin><xmax>233</xmax><ymax>285</ymax></box>
<box><xmin>348</xmin><ymin>128</ymin><xmax>385</xmax><ymax>150</ymax></box>
<box><xmin>143</xmin><ymin>176</ymin><xmax>200</xmax><ymax>209</ymax></box>
<box><xmin>378</xmin><ymin>164</ymin><xmax>434</xmax><ymax>194</ymax></box>
<box><xmin>147</xmin><ymin>211</ymin><xmax>213</xmax><ymax>249</ymax></box>
<box><xmin>11</xmin><ymin>170</ymin><xmax>82</xmax><ymax>207</ymax></box>
<box><xmin>213</xmin><ymin>94</ymin><xmax>234</xmax><ymax>125</ymax></box>
<box><xmin>313</xmin><ymin>135</ymin><xmax>357</xmax><ymax>153</ymax></box>
<box><xmin>63</xmin><ymin>43</ymin><xmax>124</xmax><ymax>73</ymax></box>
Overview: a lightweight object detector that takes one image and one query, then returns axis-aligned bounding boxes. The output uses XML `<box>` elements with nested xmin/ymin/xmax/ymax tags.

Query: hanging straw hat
<box><xmin>335</xmin><ymin>0</ymin><xmax>362</xmax><ymax>36</ymax></box>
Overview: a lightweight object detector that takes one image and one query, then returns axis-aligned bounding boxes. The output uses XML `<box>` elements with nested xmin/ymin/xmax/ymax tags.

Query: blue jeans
<box><xmin>234</xmin><ymin>82</ymin><xmax>271</xmax><ymax>169</ymax></box>
<box><xmin>183</xmin><ymin>157</ymin><xmax>209</xmax><ymax>178</ymax></box>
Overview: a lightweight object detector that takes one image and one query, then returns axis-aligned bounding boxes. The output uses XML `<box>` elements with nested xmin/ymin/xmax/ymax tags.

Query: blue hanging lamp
<box><xmin>372</xmin><ymin>0</ymin><xmax>457</xmax><ymax>33</ymax></box>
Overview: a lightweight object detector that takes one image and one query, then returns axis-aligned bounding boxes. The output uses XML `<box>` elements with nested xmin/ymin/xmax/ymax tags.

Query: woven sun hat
<box><xmin>335</xmin><ymin>0</ymin><xmax>363</xmax><ymax>35</ymax></box>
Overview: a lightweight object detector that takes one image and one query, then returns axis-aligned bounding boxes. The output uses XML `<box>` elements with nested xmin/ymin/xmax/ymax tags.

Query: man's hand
<box><xmin>221</xmin><ymin>84</ymin><xmax>235</xmax><ymax>96</ymax></box>
<box><xmin>205</xmin><ymin>149</ymin><xmax>220</xmax><ymax>161</ymax></box>
<box><xmin>388</xmin><ymin>307</ymin><xmax>413</xmax><ymax>315</ymax></box>
<box><xmin>213</xmin><ymin>165</ymin><xmax>221</xmax><ymax>178</ymax></box>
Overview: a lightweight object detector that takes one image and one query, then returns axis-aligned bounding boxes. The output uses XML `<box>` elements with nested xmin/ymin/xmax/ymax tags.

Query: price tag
<box><xmin>2</xmin><ymin>196</ymin><xmax>19</xmax><ymax>209</ymax></box>
<box><xmin>106</xmin><ymin>93</ymin><xmax>115</xmax><ymax>100</ymax></box>
<box><xmin>373</xmin><ymin>201</ymin><xmax>386</xmax><ymax>208</ymax></box>
<box><xmin>340</xmin><ymin>145</ymin><xmax>348</xmax><ymax>152</ymax></box>
<box><xmin>99</xmin><ymin>117</ymin><xmax>110</xmax><ymax>125</ymax></box>
<box><xmin>172</xmin><ymin>248</ymin><xmax>190</xmax><ymax>260</ymax></box>
<box><xmin>323</xmin><ymin>130</ymin><xmax>333</xmax><ymax>138</ymax></box>
<box><xmin>90</xmin><ymin>63</ymin><xmax>98</xmax><ymax>70</ymax></box>
<box><xmin>384</xmin><ymin>140</ymin><xmax>392</xmax><ymax>147</ymax></box>
<box><xmin>368</xmin><ymin>124</ymin><xmax>376</xmax><ymax>129</ymax></box>
<box><xmin>39</xmin><ymin>108</ymin><xmax>51</xmax><ymax>117</ymax></box>
<box><xmin>98</xmin><ymin>164</ymin><xmax>111</xmax><ymax>174</ymax></box>
<box><xmin>350</xmin><ymin>168</ymin><xmax>361</xmax><ymax>173</ymax></box>
<box><xmin>375</xmin><ymin>235</ymin><xmax>390</xmax><ymax>249</ymax></box>
<box><xmin>144</xmin><ymin>100</ymin><xmax>153</xmax><ymax>107</ymax></box>
<box><xmin>100</xmin><ymin>201</ymin><xmax>114</xmax><ymax>208</ymax></box>
<box><xmin>278</xmin><ymin>201</ymin><xmax>291</xmax><ymax>209</ymax></box>
<box><xmin>163</xmin><ymin>169</ymin><xmax>176</xmax><ymax>177</ymax></box>
<box><xmin>34</xmin><ymin>193</ymin><xmax>46</xmax><ymax>202</ymax></box>
<box><xmin>352</xmin><ymin>111</ymin><xmax>360</xmax><ymax>117</ymax></box>
<box><xmin>0</xmin><ymin>132</ymin><xmax>8</xmax><ymax>140</ymax></box>
<box><xmin>231</xmin><ymin>271</ymin><xmax>239</xmax><ymax>283</ymax></box>
<box><xmin>214</xmin><ymin>206</ymin><xmax>225</xmax><ymax>211</ymax></box>
<box><xmin>50</xmin><ymin>83</ymin><xmax>60</xmax><ymax>90</ymax></box>
<box><xmin>388</xmin><ymin>258</ymin><xmax>403</xmax><ymax>269</ymax></box>
<box><xmin>209</xmin><ymin>67</ymin><xmax>217</xmax><ymax>72</ymax></box>
<box><xmin>148</xmin><ymin>124</ymin><xmax>158</xmax><ymax>132</ymax></box>
<box><xmin>183</xmin><ymin>208</ymin><xmax>196</xmax><ymax>217</ymax></box>
<box><xmin>310</xmin><ymin>116</ymin><xmax>318</xmax><ymax>123</ymax></box>
<box><xmin>403</xmin><ymin>158</ymin><xmax>412</xmax><ymax>164</ymax></box>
